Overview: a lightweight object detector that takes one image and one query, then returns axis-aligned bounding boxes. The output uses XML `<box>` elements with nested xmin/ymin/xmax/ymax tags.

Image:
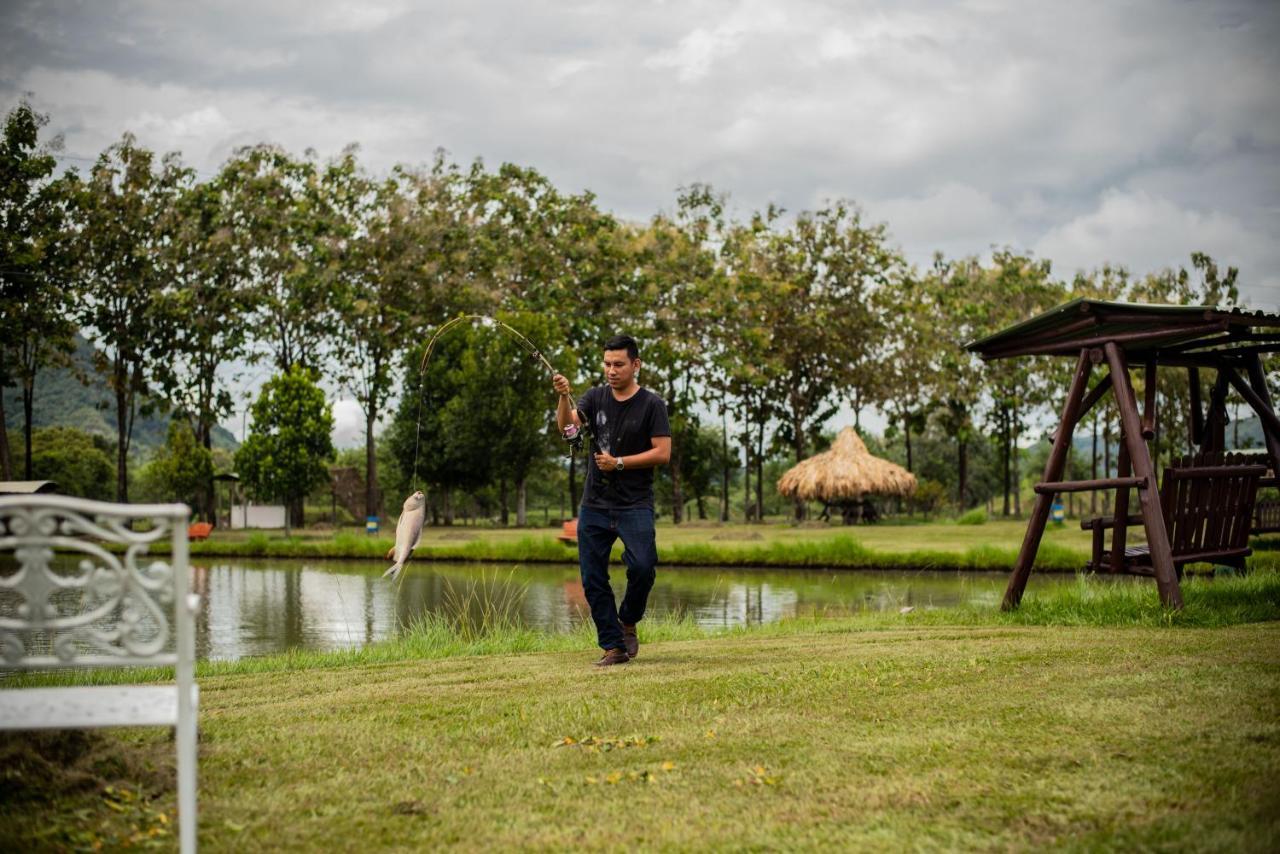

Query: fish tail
<box><xmin>383</xmin><ymin>561</ymin><xmax>404</xmax><ymax>580</ymax></box>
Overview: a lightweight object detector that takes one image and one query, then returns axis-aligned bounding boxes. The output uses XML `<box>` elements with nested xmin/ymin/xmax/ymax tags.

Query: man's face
<box><xmin>602</xmin><ymin>349</ymin><xmax>640</xmax><ymax>389</ymax></box>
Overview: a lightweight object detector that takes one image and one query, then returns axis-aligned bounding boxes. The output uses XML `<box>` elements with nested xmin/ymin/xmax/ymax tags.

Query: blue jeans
<box><xmin>577</xmin><ymin>505</ymin><xmax>657</xmax><ymax>651</ymax></box>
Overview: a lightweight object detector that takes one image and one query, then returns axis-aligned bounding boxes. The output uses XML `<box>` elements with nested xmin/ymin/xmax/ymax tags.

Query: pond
<box><xmin>3</xmin><ymin>557</ymin><xmax>1116</xmax><ymax>663</ymax></box>
<box><xmin>175</xmin><ymin>560</ymin><xmax>1095</xmax><ymax>661</ymax></box>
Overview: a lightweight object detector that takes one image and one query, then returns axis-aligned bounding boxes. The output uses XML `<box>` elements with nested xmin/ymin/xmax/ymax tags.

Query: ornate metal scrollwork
<box><xmin>0</xmin><ymin>497</ymin><xmax>187</xmax><ymax>667</ymax></box>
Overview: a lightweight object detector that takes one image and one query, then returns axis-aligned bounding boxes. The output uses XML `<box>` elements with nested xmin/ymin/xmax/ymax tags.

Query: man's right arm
<box><xmin>553</xmin><ymin>374</ymin><xmax>581</xmax><ymax>431</ymax></box>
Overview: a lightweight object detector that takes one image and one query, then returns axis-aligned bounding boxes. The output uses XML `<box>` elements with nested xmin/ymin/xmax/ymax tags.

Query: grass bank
<box><xmin>153</xmin><ymin>521</ymin><xmax>1280</xmax><ymax>574</ymax></box>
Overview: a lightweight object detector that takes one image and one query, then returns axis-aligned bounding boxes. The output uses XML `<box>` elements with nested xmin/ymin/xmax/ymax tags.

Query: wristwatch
<box><xmin>616</xmin><ymin>456</ymin><xmax>626</xmax><ymax>471</ymax></box>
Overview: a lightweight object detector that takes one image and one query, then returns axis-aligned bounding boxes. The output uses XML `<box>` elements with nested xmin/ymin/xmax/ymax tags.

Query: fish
<box><xmin>383</xmin><ymin>490</ymin><xmax>427</xmax><ymax>580</ymax></box>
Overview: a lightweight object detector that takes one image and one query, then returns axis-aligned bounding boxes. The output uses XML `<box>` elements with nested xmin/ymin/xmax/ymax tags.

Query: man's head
<box><xmin>602</xmin><ymin>334</ymin><xmax>641</xmax><ymax>390</ymax></box>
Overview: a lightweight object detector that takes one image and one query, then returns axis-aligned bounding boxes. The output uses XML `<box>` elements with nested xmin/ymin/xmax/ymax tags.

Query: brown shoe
<box><xmin>620</xmin><ymin>622</ymin><xmax>638</xmax><ymax>659</ymax></box>
<box><xmin>594</xmin><ymin>648</ymin><xmax>630</xmax><ymax>667</ymax></box>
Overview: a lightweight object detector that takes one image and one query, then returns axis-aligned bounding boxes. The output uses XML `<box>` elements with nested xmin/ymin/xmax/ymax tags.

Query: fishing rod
<box><xmin>410</xmin><ymin>315</ymin><xmax>586</xmax><ymax>492</ymax></box>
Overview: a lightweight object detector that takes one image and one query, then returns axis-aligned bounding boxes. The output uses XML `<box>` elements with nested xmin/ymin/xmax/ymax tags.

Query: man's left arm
<box><xmin>598</xmin><ymin>436</ymin><xmax>670</xmax><ymax>471</ymax></box>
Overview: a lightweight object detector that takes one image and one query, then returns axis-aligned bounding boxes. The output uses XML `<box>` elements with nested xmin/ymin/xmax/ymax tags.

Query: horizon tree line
<box><xmin>1</xmin><ymin>99</ymin><xmax>1269</xmax><ymax>524</ymax></box>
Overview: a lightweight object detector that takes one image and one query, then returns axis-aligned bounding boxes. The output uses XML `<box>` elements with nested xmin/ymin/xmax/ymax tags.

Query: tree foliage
<box><xmin>235</xmin><ymin>366</ymin><xmax>335</xmax><ymax>535</ymax></box>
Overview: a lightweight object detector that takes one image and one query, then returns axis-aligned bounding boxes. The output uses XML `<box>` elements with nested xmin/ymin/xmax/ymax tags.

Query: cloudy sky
<box><xmin>4</xmin><ymin>0</ymin><xmax>1279</xmax><ymax>442</ymax></box>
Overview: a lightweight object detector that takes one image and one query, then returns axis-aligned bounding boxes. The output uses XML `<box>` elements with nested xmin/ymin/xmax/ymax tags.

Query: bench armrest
<box><xmin>1081</xmin><ymin>514</ymin><xmax>1142</xmax><ymax>531</ymax></box>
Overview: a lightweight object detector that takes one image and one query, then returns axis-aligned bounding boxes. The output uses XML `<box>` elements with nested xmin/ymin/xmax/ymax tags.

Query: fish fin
<box><xmin>384</xmin><ymin>546</ymin><xmax>395</xmax><ymax>561</ymax></box>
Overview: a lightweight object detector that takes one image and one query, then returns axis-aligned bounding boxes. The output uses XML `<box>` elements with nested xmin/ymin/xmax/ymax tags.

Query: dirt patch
<box><xmin>0</xmin><ymin>730</ymin><xmax>173</xmax><ymax>805</ymax></box>
<box><xmin>437</xmin><ymin>531</ymin><xmax>478</xmax><ymax>541</ymax></box>
<box><xmin>711</xmin><ymin>531</ymin><xmax>763</xmax><ymax>541</ymax></box>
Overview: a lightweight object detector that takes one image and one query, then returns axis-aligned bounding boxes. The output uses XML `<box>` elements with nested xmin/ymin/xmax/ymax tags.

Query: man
<box><xmin>553</xmin><ymin>335</ymin><xmax>671</xmax><ymax>667</ymax></box>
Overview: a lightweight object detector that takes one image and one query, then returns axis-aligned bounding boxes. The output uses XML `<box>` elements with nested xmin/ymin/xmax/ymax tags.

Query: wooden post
<box><xmin>1141</xmin><ymin>360</ymin><xmax>1157</xmax><ymax>439</ymax></box>
<box><xmin>1002</xmin><ymin>348</ymin><xmax>1093</xmax><ymax>610</ymax></box>
<box><xmin>1105</xmin><ymin>342</ymin><xmax>1182</xmax><ymax>608</ymax></box>
<box><xmin>1245</xmin><ymin>354</ymin><xmax>1280</xmax><ymax>477</ymax></box>
<box><xmin>1188</xmin><ymin>366</ymin><xmax>1204</xmax><ymax>447</ymax></box>
<box><xmin>1205</xmin><ymin>369</ymin><xmax>1229</xmax><ymax>453</ymax></box>
<box><xmin>1110</xmin><ymin>438</ymin><xmax>1131</xmax><ymax>575</ymax></box>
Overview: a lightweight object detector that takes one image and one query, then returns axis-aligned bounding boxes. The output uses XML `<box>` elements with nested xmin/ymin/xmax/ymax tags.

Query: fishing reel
<box><xmin>562</xmin><ymin>422</ymin><xmax>586</xmax><ymax>455</ymax></box>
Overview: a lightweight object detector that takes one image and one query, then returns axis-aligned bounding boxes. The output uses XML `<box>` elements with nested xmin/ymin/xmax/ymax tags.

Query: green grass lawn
<box><xmin>6</xmin><ymin>573</ymin><xmax>1280</xmax><ymax>851</ymax></box>
<box><xmin>7</xmin><ymin>622</ymin><xmax>1278</xmax><ymax>851</ymax></box>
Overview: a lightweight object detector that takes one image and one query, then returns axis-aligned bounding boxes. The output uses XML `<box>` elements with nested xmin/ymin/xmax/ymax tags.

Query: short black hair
<box><xmin>603</xmin><ymin>334</ymin><xmax>639</xmax><ymax>360</ymax></box>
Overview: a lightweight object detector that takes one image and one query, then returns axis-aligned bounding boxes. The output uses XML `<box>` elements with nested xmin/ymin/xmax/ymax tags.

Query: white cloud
<box><xmin>4</xmin><ymin>0</ymin><xmax>1278</xmax><ymax>316</ymax></box>
<box><xmin>1035</xmin><ymin>189</ymin><xmax>1280</xmax><ymax>310</ymax></box>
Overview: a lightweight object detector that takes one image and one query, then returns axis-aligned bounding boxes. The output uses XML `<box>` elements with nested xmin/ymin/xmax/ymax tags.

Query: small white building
<box><xmin>230</xmin><ymin>504</ymin><xmax>287</xmax><ymax>529</ymax></box>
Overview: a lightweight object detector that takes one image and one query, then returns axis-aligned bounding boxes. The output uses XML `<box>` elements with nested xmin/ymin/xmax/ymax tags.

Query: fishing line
<box><xmin>409</xmin><ymin>314</ymin><xmax>575</xmax><ymax>494</ymax></box>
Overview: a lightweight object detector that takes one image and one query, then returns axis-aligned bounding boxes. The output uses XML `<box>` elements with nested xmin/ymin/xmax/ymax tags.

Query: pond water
<box><xmin>3</xmin><ymin>557</ymin><xmax>1112</xmax><ymax>663</ymax></box>
<box><xmin>175</xmin><ymin>560</ymin><xmax>1094</xmax><ymax>661</ymax></box>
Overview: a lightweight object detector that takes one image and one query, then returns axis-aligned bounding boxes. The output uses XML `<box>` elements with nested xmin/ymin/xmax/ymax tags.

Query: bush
<box><xmin>958</xmin><ymin>507</ymin><xmax>987</xmax><ymax>525</ymax></box>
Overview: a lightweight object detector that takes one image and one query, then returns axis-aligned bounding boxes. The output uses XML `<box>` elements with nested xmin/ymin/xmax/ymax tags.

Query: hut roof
<box><xmin>776</xmin><ymin>428</ymin><xmax>916</xmax><ymax>501</ymax></box>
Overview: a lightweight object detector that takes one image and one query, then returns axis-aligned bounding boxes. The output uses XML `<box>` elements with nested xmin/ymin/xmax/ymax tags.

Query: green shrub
<box><xmin>957</xmin><ymin>508</ymin><xmax>987</xmax><ymax>525</ymax></box>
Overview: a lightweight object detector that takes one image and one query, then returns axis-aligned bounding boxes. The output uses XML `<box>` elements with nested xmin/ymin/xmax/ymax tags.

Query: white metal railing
<box><xmin>0</xmin><ymin>494</ymin><xmax>199</xmax><ymax>853</ymax></box>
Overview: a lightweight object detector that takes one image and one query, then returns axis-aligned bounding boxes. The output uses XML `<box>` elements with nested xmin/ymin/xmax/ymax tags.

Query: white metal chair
<box><xmin>0</xmin><ymin>495</ymin><xmax>199</xmax><ymax>853</ymax></box>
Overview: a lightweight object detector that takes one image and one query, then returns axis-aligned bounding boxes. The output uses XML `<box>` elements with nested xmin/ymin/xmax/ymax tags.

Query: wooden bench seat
<box><xmin>1082</xmin><ymin>453</ymin><xmax>1264</xmax><ymax>576</ymax></box>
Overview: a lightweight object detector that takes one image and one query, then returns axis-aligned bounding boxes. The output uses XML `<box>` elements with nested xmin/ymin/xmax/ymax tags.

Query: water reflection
<box><xmin>178</xmin><ymin>560</ymin><xmax>1088</xmax><ymax>661</ymax></box>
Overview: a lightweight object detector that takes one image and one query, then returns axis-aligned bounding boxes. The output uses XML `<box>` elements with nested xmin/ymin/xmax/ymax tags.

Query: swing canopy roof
<box><xmin>967</xmin><ymin>298</ymin><xmax>1280</xmax><ymax>364</ymax></box>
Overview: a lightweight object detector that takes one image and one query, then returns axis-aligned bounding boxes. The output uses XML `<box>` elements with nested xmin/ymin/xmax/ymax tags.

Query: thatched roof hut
<box><xmin>777</xmin><ymin>427</ymin><xmax>916</xmax><ymax>502</ymax></box>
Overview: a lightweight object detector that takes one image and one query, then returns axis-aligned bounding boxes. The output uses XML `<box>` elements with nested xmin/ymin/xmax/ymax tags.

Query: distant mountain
<box><xmin>2</xmin><ymin>334</ymin><xmax>238</xmax><ymax>452</ymax></box>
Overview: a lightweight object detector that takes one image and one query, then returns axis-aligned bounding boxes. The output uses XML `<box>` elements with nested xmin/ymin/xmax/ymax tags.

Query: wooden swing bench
<box><xmin>1081</xmin><ymin>453</ymin><xmax>1265</xmax><ymax>577</ymax></box>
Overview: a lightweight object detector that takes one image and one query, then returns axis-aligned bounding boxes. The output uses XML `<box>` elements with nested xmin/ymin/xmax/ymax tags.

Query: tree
<box><xmin>629</xmin><ymin>185</ymin><xmax>725</xmax><ymax>523</ymax></box>
<box><xmin>330</xmin><ymin>156</ymin><xmax>466</xmax><ymax>521</ymax></box>
<box><xmin>152</xmin><ymin>163</ymin><xmax>257</xmax><ymax>518</ymax></box>
<box><xmin>27</xmin><ymin>427</ymin><xmax>115</xmax><ymax>501</ymax></box>
<box><xmin>235</xmin><ymin>366</ymin><xmax>335</xmax><ymax>536</ymax></box>
<box><xmin>977</xmin><ymin>250</ymin><xmax>1063</xmax><ymax>516</ymax></box>
<box><xmin>733</xmin><ymin>201</ymin><xmax>901</xmax><ymax>519</ymax></box>
<box><xmin>220</xmin><ymin>145</ymin><xmax>339</xmax><ymax>373</ymax></box>
<box><xmin>922</xmin><ymin>255</ymin><xmax>989</xmax><ymax>510</ymax></box>
<box><xmin>72</xmin><ymin>133</ymin><xmax>186</xmax><ymax>502</ymax></box>
<box><xmin>0</xmin><ymin>100</ymin><xmax>76</xmax><ymax>481</ymax></box>
<box><xmin>149</xmin><ymin>419</ymin><xmax>214</xmax><ymax>514</ymax></box>
<box><xmin>873</xmin><ymin>269</ymin><xmax>939</xmax><ymax>474</ymax></box>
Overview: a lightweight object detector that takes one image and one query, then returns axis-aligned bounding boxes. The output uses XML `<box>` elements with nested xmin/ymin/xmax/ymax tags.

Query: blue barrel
<box><xmin>1051</xmin><ymin>502</ymin><xmax>1065</xmax><ymax>524</ymax></box>
<box><xmin>366</xmin><ymin>516</ymin><xmax>379</xmax><ymax>535</ymax></box>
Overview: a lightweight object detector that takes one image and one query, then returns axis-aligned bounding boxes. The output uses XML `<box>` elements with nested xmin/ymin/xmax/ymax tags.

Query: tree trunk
<box><xmin>499</xmin><ymin>477</ymin><xmax>509</xmax><ymax>527</ymax></box>
<box><xmin>365</xmin><ymin>402</ymin><xmax>380</xmax><ymax>521</ymax></box>
<box><xmin>516</xmin><ymin>476</ymin><xmax>527</xmax><ymax>526</ymax></box>
<box><xmin>1001</xmin><ymin>407</ymin><xmax>1011</xmax><ymax>517</ymax></box>
<box><xmin>742</xmin><ymin>432</ymin><xmax>752</xmax><ymax>522</ymax></box>
<box><xmin>755</xmin><ymin>421</ymin><xmax>765</xmax><ymax>523</ymax></box>
<box><xmin>957</xmin><ymin>439</ymin><xmax>968</xmax><ymax>510</ymax></box>
<box><xmin>442</xmin><ymin>487</ymin><xmax>453</xmax><ymax>526</ymax></box>
<box><xmin>720</xmin><ymin>408</ymin><xmax>730</xmax><ymax>522</ymax></box>
<box><xmin>0</xmin><ymin>383</ymin><xmax>10</xmax><ymax>481</ymax></box>
<box><xmin>1012</xmin><ymin>398</ymin><xmax>1021</xmax><ymax>517</ymax></box>
<box><xmin>115</xmin><ymin>380</ymin><xmax>129</xmax><ymax>503</ymax></box>
<box><xmin>904</xmin><ymin>411</ymin><xmax>913</xmax><ymax>473</ymax></box>
<box><xmin>792</xmin><ymin>413</ymin><xmax>806</xmax><ymax>522</ymax></box>
<box><xmin>670</xmin><ymin>439</ymin><xmax>684</xmax><ymax>524</ymax></box>
<box><xmin>22</xmin><ymin>373</ymin><xmax>35</xmax><ymax>480</ymax></box>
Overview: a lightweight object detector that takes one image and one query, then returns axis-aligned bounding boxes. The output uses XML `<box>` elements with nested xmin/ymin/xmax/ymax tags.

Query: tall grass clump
<box><xmin>1006</xmin><ymin>569</ymin><xmax>1280</xmax><ymax>628</ymax></box>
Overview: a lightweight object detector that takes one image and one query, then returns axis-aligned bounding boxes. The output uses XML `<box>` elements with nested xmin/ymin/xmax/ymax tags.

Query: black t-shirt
<box><xmin>577</xmin><ymin>386</ymin><xmax>671</xmax><ymax>510</ymax></box>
